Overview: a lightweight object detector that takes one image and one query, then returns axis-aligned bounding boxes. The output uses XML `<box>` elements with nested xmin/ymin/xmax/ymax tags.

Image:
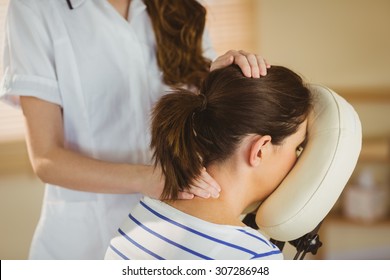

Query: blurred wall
<box><xmin>256</xmin><ymin>0</ymin><xmax>390</xmax><ymax>139</ymax></box>
<box><xmin>256</xmin><ymin>0</ymin><xmax>390</xmax><ymax>89</ymax></box>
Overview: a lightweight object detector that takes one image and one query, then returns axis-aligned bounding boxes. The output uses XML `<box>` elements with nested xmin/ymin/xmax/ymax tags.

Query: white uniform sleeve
<box><xmin>0</xmin><ymin>0</ymin><xmax>62</xmax><ymax>107</ymax></box>
<box><xmin>202</xmin><ymin>28</ymin><xmax>217</xmax><ymax>62</ymax></box>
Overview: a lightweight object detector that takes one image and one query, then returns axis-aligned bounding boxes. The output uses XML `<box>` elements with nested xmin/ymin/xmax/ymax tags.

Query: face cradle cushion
<box><xmin>256</xmin><ymin>84</ymin><xmax>362</xmax><ymax>241</ymax></box>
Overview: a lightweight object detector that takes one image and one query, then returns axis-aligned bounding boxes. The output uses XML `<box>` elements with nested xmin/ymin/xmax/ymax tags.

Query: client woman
<box><xmin>105</xmin><ymin>65</ymin><xmax>312</xmax><ymax>260</ymax></box>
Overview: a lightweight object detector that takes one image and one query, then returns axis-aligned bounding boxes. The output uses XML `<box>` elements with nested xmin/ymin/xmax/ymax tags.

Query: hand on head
<box><xmin>210</xmin><ymin>50</ymin><xmax>270</xmax><ymax>78</ymax></box>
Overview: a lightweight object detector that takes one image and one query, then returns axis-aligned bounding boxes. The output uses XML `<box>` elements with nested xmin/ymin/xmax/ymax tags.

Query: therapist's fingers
<box><xmin>236</xmin><ymin>50</ymin><xmax>260</xmax><ymax>78</ymax></box>
<box><xmin>186</xmin><ymin>168</ymin><xmax>221</xmax><ymax>199</ymax></box>
<box><xmin>145</xmin><ymin>165</ymin><xmax>221</xmax><ymax>200</ymax></box>
<box><xmin>210</xmin><ymin>50</ymin><xmax>270</xmax><ymax>78</ymax></box>
<box><xmin>178</xmin><ymin>191</ymin><xmax>195</xmax><ymax>200</ymax></box>
<box><xmin>256</xmin><ymin>54</ymin><xmax>271</xmax><ymax>76</ymax></box>
<box><xmin>238</xmin><ymin>50</ymin><xmax>271</xmax><ymax>78</ymax></box>
<box><xmin>210</xmin><ymin>50</ymin><xmax>235</xmax><ymax>72</ymax></box>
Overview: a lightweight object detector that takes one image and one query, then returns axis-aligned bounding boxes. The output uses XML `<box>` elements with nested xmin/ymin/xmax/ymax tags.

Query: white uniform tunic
<box><xmin>0</xmin><ymin>0</ymin><xmax>216</xmax><ymax>259</ymax></box>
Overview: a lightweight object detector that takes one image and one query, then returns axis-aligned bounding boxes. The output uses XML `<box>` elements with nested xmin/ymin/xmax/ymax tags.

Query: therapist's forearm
<box><xmin>32</xmin><ymin>147</ymin><xmax>159</xmax><ymax>194</ymax></box>
<box><xmin>20</xmin><ymin>95</ymin><xmax>162</xmax><ymax>196</ymax></box>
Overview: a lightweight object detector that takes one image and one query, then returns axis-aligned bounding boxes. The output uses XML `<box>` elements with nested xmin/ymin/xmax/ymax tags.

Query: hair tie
<box><xmin>199</xmin><ymin>93</ymin><xmax>207</xmax><ymax>111</ymax></box>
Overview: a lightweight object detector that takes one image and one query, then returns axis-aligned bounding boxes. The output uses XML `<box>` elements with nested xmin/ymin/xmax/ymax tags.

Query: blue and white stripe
<box><xmin>105</xmin><ymin>197</ymin><xmax>283</xmax><ymax>260</ymax></box>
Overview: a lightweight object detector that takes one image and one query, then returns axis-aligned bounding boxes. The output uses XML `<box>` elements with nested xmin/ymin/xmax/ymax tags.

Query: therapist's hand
<box><xmin>144</xmin><ymin>166</ymin><xmax>220</xmax><ymax>200</ymax></box>
<box><xmin>179</xmin><ymin>168</ymin><xmax>221</xmax><ymax>199</ymax></box>
<box><xmin>210</xmin><ymin>50</ymin><xmax>270</xmax><ymax>78</ymax></box>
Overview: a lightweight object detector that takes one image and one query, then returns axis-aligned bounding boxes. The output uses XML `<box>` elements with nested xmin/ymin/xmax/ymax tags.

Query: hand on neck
<box><xmin>167</xmin><ymin>163</ymin><xmax>261</xmax><ymax>227</ymax></box>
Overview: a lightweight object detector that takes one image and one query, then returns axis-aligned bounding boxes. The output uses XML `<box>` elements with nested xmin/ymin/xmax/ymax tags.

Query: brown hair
<box><xmin>151</xmin><ymin>65</ymin><xmax>312</xmax><ymax>200</ymax></box>
<box><xmin>144</xmin><ymin>0</ymin><xmax>211</xmax><ymax>89</ymax></box>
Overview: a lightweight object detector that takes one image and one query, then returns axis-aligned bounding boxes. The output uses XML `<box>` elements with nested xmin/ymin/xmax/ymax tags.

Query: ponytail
<box><xmin>151</xmin><ymin>90</ymin><xmax>206</xmax><ymax>199</ymax></box>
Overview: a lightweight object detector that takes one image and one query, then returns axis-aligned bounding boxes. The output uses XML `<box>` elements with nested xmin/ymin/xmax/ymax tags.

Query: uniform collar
<box><xmin>66</xmin><ymin>0</ymin><xmax>87</xmax><ymax>9</ymax></box>
<box><xmin>66</xmin><ymin>0</ymin><xmax>147</xmax><ymax>13</ymax></box>
<box><xmin>129</xmin><ymin>0</ymin><xmax>147</xmax><ymax>22</ymax></box>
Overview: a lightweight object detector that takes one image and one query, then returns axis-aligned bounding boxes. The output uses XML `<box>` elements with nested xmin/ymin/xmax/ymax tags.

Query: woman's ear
<box><xmin>249</xmin><ymin>135</ymin><xmax>272</xmax><ymax>167</ymax></box>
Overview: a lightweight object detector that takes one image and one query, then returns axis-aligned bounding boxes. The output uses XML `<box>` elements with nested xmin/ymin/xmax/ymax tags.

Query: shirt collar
<box><xmin>66</xmin><ymin>0</ymin><xmax>87</xmax><ymax>9</ymax></box>
<box><xmin>128</xmin><ymin>0</ymin><xmax>147</xmax><ymax>22</ymax></box>
<box><xmin>66</xmin><ymin>0</ymin><xmax>147</xmax><ymax>16</ymax></box>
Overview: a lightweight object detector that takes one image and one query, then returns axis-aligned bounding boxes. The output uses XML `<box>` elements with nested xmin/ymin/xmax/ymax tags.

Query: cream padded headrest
<box><xmin>256</xmin><ymin>84</ymin><xmax>362</xmax><ymax>241</ymax></box>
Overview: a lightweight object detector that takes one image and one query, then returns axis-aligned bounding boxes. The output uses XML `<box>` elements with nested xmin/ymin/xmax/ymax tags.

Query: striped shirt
<box><xmin>105</xmin><ymin>197</ymin><xmax>283</xmax><ymax>260</ymax></box>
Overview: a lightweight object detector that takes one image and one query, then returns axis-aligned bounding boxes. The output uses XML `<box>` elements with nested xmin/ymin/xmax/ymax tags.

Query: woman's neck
<box><xmin>107</xmin><ymin>0</ymin><xmax>131</xmax><ymax>19</ymax></box>
<box><xmin>166</xmin><ymin>164</ymin><xmax>253</xmax><ymax>227</ymax></box>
